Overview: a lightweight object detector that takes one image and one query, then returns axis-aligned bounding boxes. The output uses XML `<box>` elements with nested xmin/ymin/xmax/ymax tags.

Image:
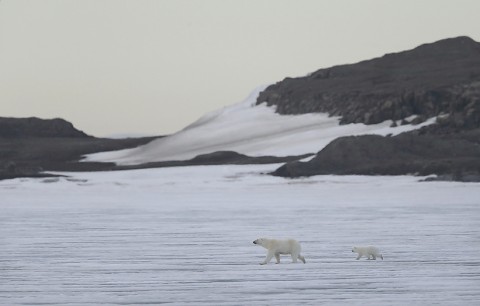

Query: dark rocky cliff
<box><xmin>257</xmin><ymin>36</ymin><xmax>480</xmax><ymax>130</ymax></box>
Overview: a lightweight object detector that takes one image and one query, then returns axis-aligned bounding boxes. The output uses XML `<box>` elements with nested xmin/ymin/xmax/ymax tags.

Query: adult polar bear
<box><xmin>253</xmin><ymin>238</ymin><xmax>306</xmax><ymax>265</ymax></box>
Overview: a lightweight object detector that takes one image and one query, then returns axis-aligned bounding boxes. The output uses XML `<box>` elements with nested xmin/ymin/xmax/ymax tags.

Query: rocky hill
<box><xmin>272</xmin><ymin>128</ymin><xmax>480</xmax><ymax>181</ymax></box>
<box><xmin>264</xmin><ymin>37</ymin><xmax>480</xmax><ymax>181</ymax></box>
<box><xmin>257</xmin><ymin>36</ymin><xmax>480</xmax><ymax>130</ymax></box>
<box><xmin>0</xmin><ymin>117</ymin><xmax>160</xmax><ymax>180</ymax></box>
<box><xmin>0</xmin><ymin>117</ymin><xmax>90</xmax><ymax>138</ymax></box>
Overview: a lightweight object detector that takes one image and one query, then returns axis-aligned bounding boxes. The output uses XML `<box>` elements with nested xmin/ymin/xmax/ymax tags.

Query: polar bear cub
<box><xmin>253</xmin><ymin>238</ymin><xmax>306</xmax><ymax>265</ymax></box>
<box><xmin>352</xmin><ymin>246</ymin><xmax>383</xmax><ymax>260</ymax></box>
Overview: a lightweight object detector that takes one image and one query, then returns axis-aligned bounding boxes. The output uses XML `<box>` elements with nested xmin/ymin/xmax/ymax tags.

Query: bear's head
<box><xmin>253</xmin><ymin>238</ymin><xmax>266</xmax><ymax>246</ymax></box>
<box><xmin>352</xmin><ymin>246</ymin><xmax>358</xmax><ymax>252</ymax></box>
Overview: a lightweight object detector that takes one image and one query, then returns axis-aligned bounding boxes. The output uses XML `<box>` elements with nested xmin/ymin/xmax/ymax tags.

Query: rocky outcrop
<box><xmin>0</xmin><ymin>161</ymin><xmax>60</xmax><ymax>181</ymax></box>
<box><xmin>272</xmin><ymin>128</ymin><xmax>480</xmax><ymax>181</ymax></box>
<box><xmin>0</xmin><ymin>119</ymin><xmax>161</xmax><ymax>180</ymax></box>
<box><xmin>257</xmin><ymin>37</ymin><xmax>480</xmax><ymax>130</ymax></box>
<box><xmin>260</xmin><ymin>36</ymin><xmax>480</xmax><ymax>181</ymax></box>
<box><xmin>0</xmin><ymin>117</ymin><xmax>89</xmax><ymax>138</ymax></box>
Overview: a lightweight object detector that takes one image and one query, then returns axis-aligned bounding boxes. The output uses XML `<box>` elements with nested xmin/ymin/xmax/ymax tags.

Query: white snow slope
<box><xmin>1</xmin><ymin>164</ymin><xmax>480</xmax><ymax>305</ymax></box>
<box><xmin>84</xmin><ymin>86</ymin><xmax>436</xmax><ymax>165</ymax></box>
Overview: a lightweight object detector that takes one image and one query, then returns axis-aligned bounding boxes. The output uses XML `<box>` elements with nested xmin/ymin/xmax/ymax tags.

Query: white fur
<box><xmin>352</xmin><ymin>246</ymin><xmax>383</xmax><ymax>260</ymax></box>
<box><xmin>253</xmin><ymin>238</ymin><xmax>306</xmax><ymax>265</ymax></box>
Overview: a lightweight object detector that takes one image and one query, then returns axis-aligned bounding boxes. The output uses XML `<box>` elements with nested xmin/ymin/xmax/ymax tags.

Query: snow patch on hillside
<box><xmin>84</xmin><ymin>86</ymin><xmax>435</xmax><ymax>165</ymax></box>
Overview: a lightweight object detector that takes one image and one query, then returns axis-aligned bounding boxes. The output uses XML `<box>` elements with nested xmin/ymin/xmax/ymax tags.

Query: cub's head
<box><xmin>352</xmin><ymin>246</ymin><xmax>358</xmax><ymax>253</ymax></box>
<box><xmin>253</xmin><ymin>238</ymin><xmax>267</xmax><ymax>246</ymax></box>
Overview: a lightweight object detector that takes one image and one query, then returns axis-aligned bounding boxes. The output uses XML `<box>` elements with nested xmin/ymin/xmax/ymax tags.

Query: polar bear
<box><xmin>352</xmin><ymin>246</ymin><xmax>383</xmax><ymax>260</ymax></box>
<box><xmin>253</xmin><ymin>238</ymin><xmax>306</xmax><ymax>265</ymax></box>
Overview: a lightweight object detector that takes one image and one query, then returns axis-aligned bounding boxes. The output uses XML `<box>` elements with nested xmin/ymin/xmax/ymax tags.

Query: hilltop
<box><xmin>257</xmin><ymin>36</ymin><xmax>480</xmax><ymax>130</ymax></box>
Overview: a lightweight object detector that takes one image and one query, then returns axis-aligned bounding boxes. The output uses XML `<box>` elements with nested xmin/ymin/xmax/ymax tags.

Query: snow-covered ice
<box><xmin>83</xmin><ymin>87</ymin><xmax>436</xmax><ymax>165</ymax></box>
<box><xmin>1</xmin><ymin>165</ymin><xmax>479</xmax><ymax>305</ymax></box>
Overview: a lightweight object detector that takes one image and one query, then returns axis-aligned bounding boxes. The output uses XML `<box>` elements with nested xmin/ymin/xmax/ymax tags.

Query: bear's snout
<box><xmin>253</xmin><ymin>240</ymin><xmax>257</xmax><ymax>244</ymax></box>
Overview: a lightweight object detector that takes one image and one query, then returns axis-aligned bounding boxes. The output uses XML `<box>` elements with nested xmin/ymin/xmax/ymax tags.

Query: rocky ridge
<box><xmin>0</xmin><ymin>117</ymin><xmax>89</xmax><ymax>138</ymax></box>
<box><xmin>257</xmin><ymin>36</ymin><xmax>480</xmax><ymax>130</ymax></box>
<box><xmin>272</xmin><ymin>128</ymin><xmax>480</xmax><ymax>181</ymax></box>
<box><xmin>262</xmin><ymin>37</ymin><xmax>480</xmax><ymax>181</ymax></box>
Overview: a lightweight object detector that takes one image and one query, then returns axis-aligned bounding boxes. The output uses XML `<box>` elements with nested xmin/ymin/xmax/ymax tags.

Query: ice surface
<box><xmin>83</xmin><ymin>86</ymin><xmax>436</xmax><ymax>165</ymax></box>
<box><xmin>1</xmin><ymin>165</ymin><xmax>480</xmax><ymax>305</ymax></box>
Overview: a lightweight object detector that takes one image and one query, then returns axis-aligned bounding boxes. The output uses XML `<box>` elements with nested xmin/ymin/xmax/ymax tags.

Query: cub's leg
<box><xmin>298</xmin><ymin>255</ymin><xmax>306</xmax><ymax>263</ymax></box>
<box><xmin>275</xmin><ymin>253</ymin><xmax>280</xmax><ymax>264</ymax></box>
<box><xmin>356</xmin><ymin>254</ymin><xmax>362</xmax><ymax>260</ymax></box>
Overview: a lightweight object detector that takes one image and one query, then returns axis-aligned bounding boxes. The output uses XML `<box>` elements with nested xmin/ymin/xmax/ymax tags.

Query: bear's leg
<box><xmin>275</xmin><ymin>253</ymin><xmax>280</xmax><ymax>264</ymax></box>
<box><xmin>261</xmin><ymin>251</ymin><xmax>274</xmax><ymax>265</ymax></box>
<box><xmin>291</xmin><ymin>252</ymin><xmax>299</xmax><ymax>263</ymax></box>
<box><xmin>298</xmin><ymin>255</ymin><xmax>306</xmax><ymax>263</ymax></box>
<box><xmin>356</xmin><ymin>254</ymin><xmax>362</xmax><ymax>260</ymax></box>
<box><xmin>371</xmin><ymin>254</ymin><xmax>377</xmax><ymax>260</ymax></box>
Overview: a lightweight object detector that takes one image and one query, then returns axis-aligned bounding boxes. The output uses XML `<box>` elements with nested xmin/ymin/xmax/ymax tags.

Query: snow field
<box><xmin>1</xmin><ymin>164</ymin><xmax>480</xmax><ymax>305</ymax></box>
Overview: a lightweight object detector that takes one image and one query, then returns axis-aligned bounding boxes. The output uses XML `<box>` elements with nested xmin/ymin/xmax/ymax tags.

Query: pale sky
<box><xmin>1</xmin><ymin>0</ymin><xmax>479</xmax><ymax>137</ymax></box>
